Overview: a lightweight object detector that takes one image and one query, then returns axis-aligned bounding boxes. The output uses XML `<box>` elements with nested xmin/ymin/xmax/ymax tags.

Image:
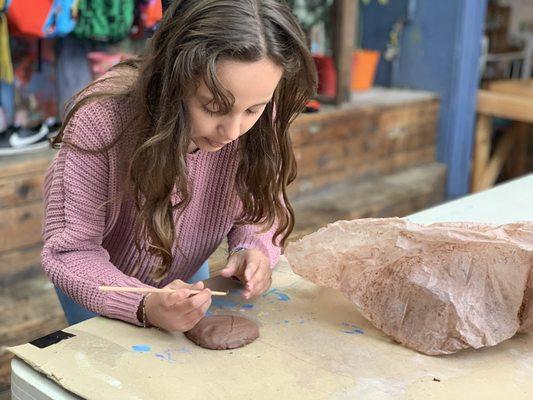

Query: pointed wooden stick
<box><xmin>98</xmin><ymin>286</ymin><xmax>228</xmax><ymax>296</ymax></box>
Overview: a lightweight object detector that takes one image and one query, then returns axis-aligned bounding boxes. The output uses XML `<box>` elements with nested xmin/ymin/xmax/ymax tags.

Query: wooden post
<box><xmin>334</xmin><ymin>0</ymin><xmax>358</xmax><ymax>104</ymax></box>
<box><xmin>478</xmin><ymin>131</ymin><xmax>515</xmax><ymax>190</ymax></box>
<box><xmin>471</xmin><ymin>114</ymin><xmax>492</xmax><ymax>192</ymax></box>
<box><xmin>507</xmin><ymin>122</ymin><xmax>530</xmax><ymax>178</ymax></box>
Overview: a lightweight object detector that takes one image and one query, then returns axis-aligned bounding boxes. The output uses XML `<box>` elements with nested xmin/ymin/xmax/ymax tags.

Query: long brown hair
<box><xmin>53</xmin><ymin>0</ymin><xmax>316</xmax><ymax>281</ymax></box>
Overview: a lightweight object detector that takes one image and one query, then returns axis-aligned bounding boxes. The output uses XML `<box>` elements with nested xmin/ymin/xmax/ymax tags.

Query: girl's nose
<box><xmin>218</xmin><ymin>116</ymin><xmax>241</xmax><ymax>142</ymax></box>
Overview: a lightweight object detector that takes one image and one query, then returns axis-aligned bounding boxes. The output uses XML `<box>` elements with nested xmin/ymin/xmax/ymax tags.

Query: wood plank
<box><xmin>507</xmin><ymin>122</ymin><xmax>530</xmax><ymax>178</ymax></box>
<box><xmin>0</xmin><ymin>356</ymin><xmax>12</xmax><ymax>394</ymax></box>
<box><xmin>0</xmin><ymin>173</ymin><xmax>45</xmax><ymax>208</ymax></box>
<box><xmin>477</xmin><ymin>90</ymin><xmax>533</xmax><ymax>123</ymax></box>
<box><xmin>291</xmin><ymin>96</ymin><xmax>439</xmax><ymax>127</ymax></box>
<box><xmin>0</xmin><ymin>389</ymin><xmax>11</xmax><ymax>400</ymax></box>
<box><xmin>0</xmin><ymin>245</ymin><xmax>42</xmax><ymax>281</ymax></box>
<box><xmin>0</xmin><ymin>269</ymin><xmax>66</xmax><ymax>394</ymax></box>
<box><xmin>0</xmin><ymin>203</ymin><xmax>43</xmax><ymax>253</ymax></box>
<box><xmin>334</xmin><ymin>0</ymin><xmax>358</xmax><ymax>104</ymax></box>
<box><xmin>488</xmin><ymin>79</ymin><xmax>533</xmax><ymax>98</ymax></box>
<box><xmin>472</xmin><ymin>114</ymin><xmax>493</xmax><ymax>192</ymax></box>
<box><xmin>0</xmin><ymin>149</ymin><xmax>54</xmax><ymax>180</ymax></box>
<box><xmin>0</xmin><ymin>272</ymin><xmax>66</xmax><ymax>345</ymax></box>
<box><xmin>291</xmin><ymin>162</ymin><xmax>447</xmax><ymax>239</ymax></box>
<box><xmin>478</xmin><ymin>131</ymin><xmax>516</xmax><ymax>190</ymax></box>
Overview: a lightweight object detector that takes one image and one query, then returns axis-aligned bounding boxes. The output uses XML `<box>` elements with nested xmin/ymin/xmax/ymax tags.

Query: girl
<box><xmin>42</xmin><ymin>0</ymin><xmax>316</xmax><ymax>331</ymax></box>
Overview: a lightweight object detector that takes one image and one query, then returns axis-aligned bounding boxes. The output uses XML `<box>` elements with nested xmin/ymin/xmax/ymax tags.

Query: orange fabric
<box><xmin>142</xmin><ymin>0</ymin><xmax>162</xmax><ymax>28</ymax></box>
<box><xmin>7</xmin><ymin>0</ymin><xmax>52</xmax><ymax>37</ymax></box>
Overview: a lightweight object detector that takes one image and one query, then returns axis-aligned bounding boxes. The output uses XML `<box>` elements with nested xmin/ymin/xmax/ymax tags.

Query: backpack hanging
<box><xmin>74</xmin><ymin>0</ymin><xmax>135</xmax><ymax>43</ymax></box>
<box><xmin>139</xmin><ymin>0</ymin><xmax>162</xmax><ymax>30</ymax></box>
<box><xmin>6</xmin><ymin>0</ymin><xmax>77</xmax><ymax>38</ymax></box>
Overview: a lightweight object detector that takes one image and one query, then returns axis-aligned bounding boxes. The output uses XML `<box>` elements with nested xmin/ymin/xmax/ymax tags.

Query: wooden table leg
<box><xmin>479</xmin><ymin>130</ymin><xmax>515</xmax><ymax>190</ymax></box>
<box><xmin>507</xmin><ymin>122</ymin><xmax>530</xmax><ymax>178</ymax></box>
<box><xmin>472</xmin><ymin>114</ymin><xmax>492</xmax><ymax>192</ymax></box>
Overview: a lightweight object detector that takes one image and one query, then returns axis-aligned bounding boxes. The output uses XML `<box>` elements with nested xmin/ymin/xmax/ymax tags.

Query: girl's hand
<box><xmin>220</xmin><ymin>248</ymin><xmax>272</xmax><ymax>299</ymax></box>
<box><xmin>144</xmin><ymin>280</ymin><xmax>212</xmax><ymax>332</ymax></box>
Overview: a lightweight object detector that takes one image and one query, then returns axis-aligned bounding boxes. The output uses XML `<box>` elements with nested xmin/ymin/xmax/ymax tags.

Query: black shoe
<box><xmin>0</xmin><ymin>123</ymin><xmax>52</xmax><ymax>156</ymax></box>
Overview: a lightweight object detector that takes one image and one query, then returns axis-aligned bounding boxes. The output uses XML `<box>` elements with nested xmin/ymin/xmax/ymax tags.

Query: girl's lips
<box><xmin>206</xmin><ymin>138</ymin><xmax>227</xmax><ymax>147</ymax></box>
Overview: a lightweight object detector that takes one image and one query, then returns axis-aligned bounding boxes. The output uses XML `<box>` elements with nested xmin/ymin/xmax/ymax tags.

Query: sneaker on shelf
<box><xmin>9</xmin><ymin>121</ymin><xmax>50</xmax><ymax>148</ymax></box>
<box><xmin>45</xmin><ymin>117</ymin><xmax>62</xmax><ymax>137</ymax></box>
<box><xmin>0</xmin><ymin>123</ymin><xmax>52</xmax><ymax>156</ymax></box>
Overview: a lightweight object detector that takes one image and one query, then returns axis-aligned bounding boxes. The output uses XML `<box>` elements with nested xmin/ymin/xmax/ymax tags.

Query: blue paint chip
<box><xmin>341</xmin><ymin>323</ymin><xmax>365</xmax><ymax>335</ymax></box>
<box><xmin>264</xmin><ymin>288</ymin><xmax>290</xmax><ymax>301</ymax></box>
<box><xmin>242</xmin><ymin>303</ymin><xmax>254</xmax><ymax>309</ymax></box>
<box><xmin>155</xmin><ymin>349</ymin><xmax>176</xmax><ymax>363</ymax></box>
<box><xmin>177</xmin><ymin>347</ymin><xmax>191</xmax><ymax>353</ymax></box>
<box><xmin>131</xmin><ymin>345</ymin><xmax>151</xmax><ymax>353</ymax></box>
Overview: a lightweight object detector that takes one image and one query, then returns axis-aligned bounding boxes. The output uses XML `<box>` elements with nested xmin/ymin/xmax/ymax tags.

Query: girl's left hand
<box><xmin>220</xmin><ymin>248</ymin><xmax>272</xmax><ymax>299</ymax></box>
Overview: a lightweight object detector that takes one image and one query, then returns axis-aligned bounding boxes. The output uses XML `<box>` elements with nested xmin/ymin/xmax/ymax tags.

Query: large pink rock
<box><xmin>285</xmin><ymin>218</ymin><xmax>533</xmax><ymax>355</ymax></box>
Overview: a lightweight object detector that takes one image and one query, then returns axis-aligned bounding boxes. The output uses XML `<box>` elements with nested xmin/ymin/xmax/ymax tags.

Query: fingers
<box><xmin>220</xmin><ymin>254</ymin><xmax>244</xmax><ymax>278</ymax></box>
<box><xmin>243</xmin><ymin>262</ymin><xmax>271</xmax><ymax>299</ymax></box>
<box><xmin>192</xmin><ymin>281</ymin><xmax>204</xmax><ymax>290</ymax></box>
<box><xmin>253</xmin><ymin>266</ymin><xmax>272</xmax><ymax>293</ymax></box>
<box><xmin>244</xmin><ymin>262</ymin><xmax>259</xmax><ymax>284</ymax></box>
<box><xmin>176</xmin><ymin>289</ymin><xmax>212</xmax><ymax>331</ymax></box>
<box><xmin>162</xmin><ymin>280</ymin><xmax>205</xmax><ymax>307</ymax></box>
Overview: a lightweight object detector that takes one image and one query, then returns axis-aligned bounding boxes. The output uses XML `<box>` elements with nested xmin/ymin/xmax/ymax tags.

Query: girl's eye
<box><xmin>202</xmin><ymin>105</ymin><xmax>262</xmax><ymax>117</ymax></box>
<box><xmin>202</xmin><ymin>106</ymin><xmax>220</xmax><ymax>116</ymax></box>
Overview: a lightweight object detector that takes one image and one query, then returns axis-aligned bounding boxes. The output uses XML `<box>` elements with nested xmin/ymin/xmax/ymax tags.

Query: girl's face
<box><xmin>186</xmin><ymin>58</ymin><xmax>283</xmax><ymax>153</ymax></box>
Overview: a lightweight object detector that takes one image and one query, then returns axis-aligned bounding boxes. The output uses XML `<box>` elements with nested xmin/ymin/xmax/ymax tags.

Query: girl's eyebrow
<box><xmin>197</xmin><ymin>93</ymin><xmax>271</xmax><ymax>108</ymax></box>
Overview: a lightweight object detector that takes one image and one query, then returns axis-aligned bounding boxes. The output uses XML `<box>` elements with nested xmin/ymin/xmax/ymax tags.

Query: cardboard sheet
<box><xmin>8</xmin><ymin>257</ymin><xmax>533</xmax><ymax>400</ymax></box>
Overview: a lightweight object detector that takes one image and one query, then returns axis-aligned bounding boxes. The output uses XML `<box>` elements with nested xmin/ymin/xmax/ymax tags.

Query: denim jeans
<box><xmin>54</xmin><ymin>260</ymin><xmax>210</xmax><ymax>325</ymax></box>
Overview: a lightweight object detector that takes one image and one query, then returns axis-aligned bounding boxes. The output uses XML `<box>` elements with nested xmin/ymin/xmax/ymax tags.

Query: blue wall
<box><xmin>361</xmin><ymin>0</ymin><xmax>408</xmax><ymax>86</ymax></box>
<box><xmin>361</xmin><ymin>0</ymin><xmax>488</xmax><ymax>199</ymax></box>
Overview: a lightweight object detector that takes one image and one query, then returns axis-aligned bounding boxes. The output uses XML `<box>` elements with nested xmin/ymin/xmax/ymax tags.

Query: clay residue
<box><xmin>285</xmin><ymin>218</ymin><xmax>533</xmax><ymax>355</ymax></box>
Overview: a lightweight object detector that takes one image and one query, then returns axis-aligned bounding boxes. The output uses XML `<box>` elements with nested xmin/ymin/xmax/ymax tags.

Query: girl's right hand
<box><xmin>144</xmin><ymin>280</ymin><xmax>212</xmax><ymax>332</ymax></box>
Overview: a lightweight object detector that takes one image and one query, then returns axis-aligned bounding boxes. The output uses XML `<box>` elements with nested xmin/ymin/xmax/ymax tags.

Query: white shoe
<box><xmin>9</xmin><ymin>123</ymin><xmax>49</xmax><ymax>148</ymax></box>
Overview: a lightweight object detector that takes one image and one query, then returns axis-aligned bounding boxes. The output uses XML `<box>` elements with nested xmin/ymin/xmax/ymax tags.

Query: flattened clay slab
<box><xmin>185</xmin><ymin>315</ymin><xmax>259</xmax><ymax>350</ymax></box>
<box><xmin>285</xmin><ymin>218</ymin><xmax>533</xmax><ymax>355</ymax></box>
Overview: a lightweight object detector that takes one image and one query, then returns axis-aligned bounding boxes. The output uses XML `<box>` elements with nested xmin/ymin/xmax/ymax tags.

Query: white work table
<box><xmin>9</xmin><ymin>174</ymin><xmax>533</xmax><ymax>400</ymax></box>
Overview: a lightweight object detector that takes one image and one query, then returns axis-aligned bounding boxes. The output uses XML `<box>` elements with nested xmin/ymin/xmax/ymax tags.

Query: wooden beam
<box><xmin>477</xmin><ymin>90</ymin><xmax>533</xmax><ymax>124</ymax></box>
<box><xmin>487</xmin><ymin>79</ymin><xmax>533</xmax><ymax>98</ymax></box>
<box><xmin>334</xmin><ymin>0</ymin><xmax>358</xmax><ymax>104</ymax></box>
<box><xmin>471</xmin><ymin>114</ymin><xmax>492</xmax><ymax>192</ymax></box>
<box><xmin>0</xmin><ymin>203</ymin><xmax>43</xmax><ymax>253</ymax></box>
<box><xmin>477</xmin><ymin>131</ymin><xmax>516</xmax><ymax>190</ymax></box>
<box><xmin>507</xmin><ymin>122</ymin><xmax>530</xmax><ymax>178</ymax></box>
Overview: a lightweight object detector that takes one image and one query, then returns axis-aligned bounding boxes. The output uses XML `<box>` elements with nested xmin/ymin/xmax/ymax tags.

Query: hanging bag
<box><xmin>74</xmin><ymin>0</ymin><xmax>135</xmax><ymax>43</ymax></box>
<box><xmin>6</xmin><ymin>0</ymin><xmax>77</xmax><ymax>38</ymax></box>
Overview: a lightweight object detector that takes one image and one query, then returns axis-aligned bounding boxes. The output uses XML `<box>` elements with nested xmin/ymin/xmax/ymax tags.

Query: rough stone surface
<box><xmin>285</xmin><ymin>218</ymin><xmax>533</xmax><ymax>355</ymax></box>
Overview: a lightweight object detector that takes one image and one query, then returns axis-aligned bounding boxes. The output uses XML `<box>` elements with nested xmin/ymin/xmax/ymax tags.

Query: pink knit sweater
<box><xmin>42</xmin><ymin>97</ymin><xmax>281</xmax><ymax>326</ymax></box>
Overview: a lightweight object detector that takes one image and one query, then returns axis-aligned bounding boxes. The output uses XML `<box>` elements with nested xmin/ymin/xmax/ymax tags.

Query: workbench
<box><xmin>8</xmin><ymin>175</ymin><xmax>533</xmax><ymax>400</ymax></box>
<box><xmin>472</xmin><ymin>79</ymin><xmax>533</xmax><ymax>192</ymax></box>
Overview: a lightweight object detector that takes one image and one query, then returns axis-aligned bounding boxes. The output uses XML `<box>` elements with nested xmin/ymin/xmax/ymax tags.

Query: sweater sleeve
<box><xmin>227</xmin><ymin>221</ymin><xmax>282</xmax><ymax>269</ymax></box>
<box><xmin>41</xmin><ymin>101</ymin><xmax>150</xmax><ymax>326</ymax></box>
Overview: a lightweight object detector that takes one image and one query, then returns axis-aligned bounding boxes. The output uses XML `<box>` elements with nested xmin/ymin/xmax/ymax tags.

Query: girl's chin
<box><xmin>203</xmin><ymin>137</ymin><xmax>226</xmax><ymax>150</ymax></box>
